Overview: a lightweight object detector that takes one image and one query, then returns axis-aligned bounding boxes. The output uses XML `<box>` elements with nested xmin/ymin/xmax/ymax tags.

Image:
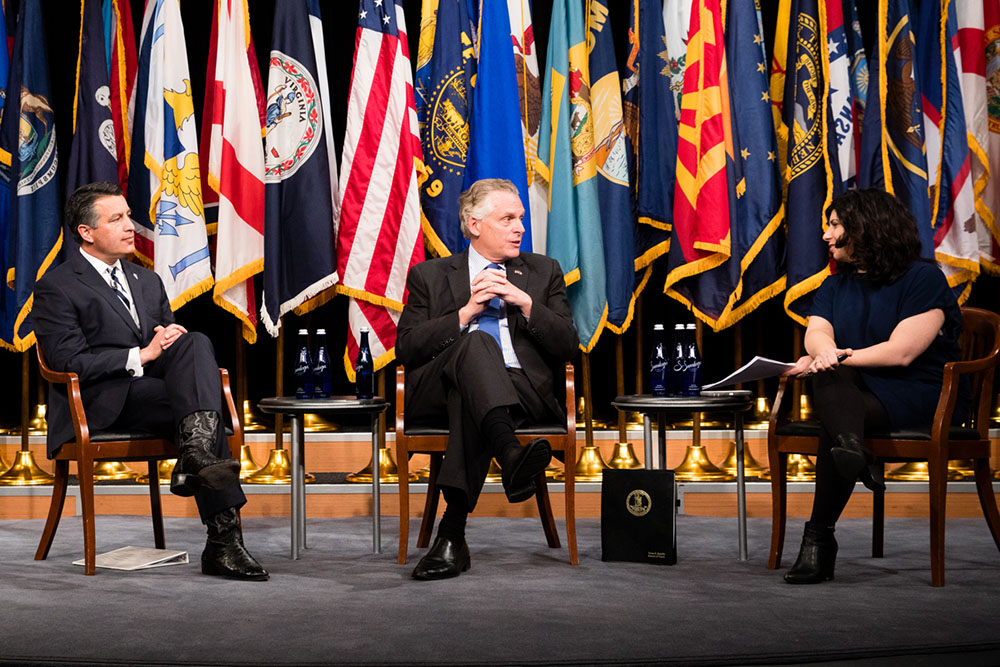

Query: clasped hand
<box><xmin>458</xmin><ymin>267</ymin><xmax>532</xmax><ymax>326</ymax></box>
<box><xmin>140</xmin><ymin>323</ymin><xmax>188</xmax><ymax>364</ymax></box>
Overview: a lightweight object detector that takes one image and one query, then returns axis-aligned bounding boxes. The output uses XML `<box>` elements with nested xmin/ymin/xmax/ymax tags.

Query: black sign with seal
<box><xmin>601</xmin><ymin>469</ymin><xmax>677</xmax><ymax>565</ymax></box>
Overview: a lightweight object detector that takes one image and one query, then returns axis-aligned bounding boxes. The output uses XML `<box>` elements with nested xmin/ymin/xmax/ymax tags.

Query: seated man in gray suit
<box><xmin>397</xmin><ymin>178</ymin><xmax>578</xmax><ymax>581</ymax></box>
<box><xmin>33</xmin><ymin>181</ymin><xmax>267</xmax><ymax>581</ymax></box>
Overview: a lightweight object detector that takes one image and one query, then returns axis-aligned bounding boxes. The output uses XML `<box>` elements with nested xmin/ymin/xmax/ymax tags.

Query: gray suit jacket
<box><xmin>33</xmin><ymin>250</ymin><xmax>174</xmax><ymax>455</ymax></box>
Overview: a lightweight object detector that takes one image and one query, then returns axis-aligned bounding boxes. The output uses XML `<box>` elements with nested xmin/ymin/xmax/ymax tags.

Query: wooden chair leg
<box><xmin>397</xmin><ymin>446</ymin><xmax>410</xmax><ymax>565</ymax></box>
<box><xmin>148</xmin><ymin>461</ymin><xmax>165</xmax><ymax>549</ymax></box>
<box><xmin>78</xmin><ymin>457</ymin><xmax>97</xmax><ymax>576</ymax></box>
<box><xmin>417</xmin><ymin>454</ymin><xmax>442</xmax><ymax>549</ymax></box>
<box><xmin>972</xmin><ymin>456</ymin><xmax>1000</xmax><ymax>553</ymax></box>
<box><xmin>563</xmin><ymin>444</ymin><xmax>578</xmax><ymax>566</ymax></box>
<box><xmin>928</xmin><ymin>454</ymin><xmax>949</xmax><ymax>587</ymax></box>
<box><xmin>35</xmin><ymin>459</ymin><xmax>70</xmax><ymax>561</ymax></box>
<box><xmin>872</xmin><ymin>462</ymin><xmax>885</xmax><ymax>558</ymax></box>
<box><xmin>767</xmin><ymin>450</ymin><xmax>787</xmax><ymax>569</ymax></box>
<box><xmin>534</xmin><ymin>474</ymin><xmax>560</xmax><ymax>548</ymax></box>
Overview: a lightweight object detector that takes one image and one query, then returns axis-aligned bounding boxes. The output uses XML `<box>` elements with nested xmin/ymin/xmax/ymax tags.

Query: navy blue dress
<box><xmin>810</xmin><ymin>261</ymin><xmax>963</xmax><ymax>430</ymax></box>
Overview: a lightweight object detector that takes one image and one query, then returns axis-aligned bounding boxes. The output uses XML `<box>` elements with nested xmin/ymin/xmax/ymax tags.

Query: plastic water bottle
<box><xmin>294</xmin><ymin>329</ymin><xmax>314</xmax><ymax>399</ymax></box>
<box><xmin>669</xmin><ymin>323</ymin><xmax>686</xmax><ymax>395</ymax></box>
<box><xmin>649</xmin><ymin>324</ymin><xmax>668</xmax><ymax>396</ymax></box>
<box><xmin>355</xmin><ymin>327</ymin><xmax>374</xmax><ymax>399</ymax></box>
<box><xmin>681</xmin><ymin>322</ymin><xmax>702</xmax><ymax>396</ymax></box>
<box><xmin>313</xmin><ymin>328</ymin><xmax>332</xmax><ymax>398</ymax></box>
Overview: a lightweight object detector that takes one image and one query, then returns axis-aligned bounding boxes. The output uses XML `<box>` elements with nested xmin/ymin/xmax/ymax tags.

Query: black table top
<box><xmin>258</xmin><ymin>396</ymin><xmax>389</xmax><ymax>416</ymax></box>
<box><xmin>612</xmin><ymin>391</ymin><xmax>754</xmax><ymax>413</ymax></box>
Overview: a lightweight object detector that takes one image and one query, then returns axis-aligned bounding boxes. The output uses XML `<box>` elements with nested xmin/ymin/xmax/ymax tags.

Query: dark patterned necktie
<box><xmin>476</xmin><ymin>262</ymin><xmax>504</xmax><ymax>348</ymax></box>
<box><xmin>110</xmin><ymin>267</ymin><xmax>131</xmax><ymax>310</ymax></box>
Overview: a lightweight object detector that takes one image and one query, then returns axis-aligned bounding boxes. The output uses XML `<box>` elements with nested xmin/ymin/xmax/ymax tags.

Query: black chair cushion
<box><xmin>404</xmin><ymin>423</ymin><xmax>567</xmax><ymax>437</ymax></box>
<box><xmin>88</xmin><ymin>425</ymin><xmax>235</xmax><ymax>443</ymax></box>
<box><xmin>774</xmin><ymin>420</ymin><xmax>981</xmax><ymax>441</ymax></box>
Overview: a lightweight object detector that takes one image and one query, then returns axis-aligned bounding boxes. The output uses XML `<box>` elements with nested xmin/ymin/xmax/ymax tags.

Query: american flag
<box><xmin>337</xmin><ymin>0</ymin><xmax>424</xmax><ymax>378</ymax></box>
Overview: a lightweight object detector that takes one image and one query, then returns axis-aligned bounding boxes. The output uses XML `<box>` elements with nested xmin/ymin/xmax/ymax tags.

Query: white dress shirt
<box><xmin>79</xmin><ymin>248</ymin><xmax>144</xmax><ymax>377</ymax></box>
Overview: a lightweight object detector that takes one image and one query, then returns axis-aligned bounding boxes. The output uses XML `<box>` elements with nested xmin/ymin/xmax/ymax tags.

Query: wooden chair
<box><xmin>34</xmin><ymin>346</ymin><xmax>242</xmax><ymax>575</ymax></box>
<box><xmin>767</xmin><ymin>306</ymin><xmax>1000</xmax><ymax>586</ymax></box>
<box><xmin>395</xmin><ymin>363</ymin><xmax>578</xmax><ymax>566</ymax></box>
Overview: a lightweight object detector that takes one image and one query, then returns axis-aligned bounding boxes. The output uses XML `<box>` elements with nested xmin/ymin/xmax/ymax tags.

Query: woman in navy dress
<box><xmin>782</xmin><ymin>188</ymin><xmax>964</xmax><ymax>584</ymax></box>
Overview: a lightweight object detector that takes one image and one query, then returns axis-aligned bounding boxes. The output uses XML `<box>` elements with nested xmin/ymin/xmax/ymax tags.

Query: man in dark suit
<box><xmin>397</xmin><ymin>178</ymin><xmax>578</xmax><ymax>581</ymax></box>
<box><xmin>33</xmin><ymin>181</ymin><xmax>267</xmax><ymax>581</ymax></box>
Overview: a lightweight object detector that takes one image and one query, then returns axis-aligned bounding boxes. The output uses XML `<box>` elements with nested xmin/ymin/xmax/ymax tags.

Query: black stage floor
<box><xmin>2</xmin><ymin>514</ymin><xmax>999</xmax><ymax>666</ymax></box>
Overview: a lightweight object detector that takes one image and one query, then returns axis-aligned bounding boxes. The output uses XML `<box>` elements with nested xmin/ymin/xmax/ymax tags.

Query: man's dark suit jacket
<box><xmin>33</xmin><ymin>250</ymin><xmax>175</xmax><ymax>456</ymax></box>
<box><xmin>396</xmin><ymin>249</ymin><xmax>579</xmax><ymax>424</ymax></box>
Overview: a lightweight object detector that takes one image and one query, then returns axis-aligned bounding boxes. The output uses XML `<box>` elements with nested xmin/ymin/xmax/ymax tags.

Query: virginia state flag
<box><xmin>621</xmin><ymin>0</ymin><xmax>672</xmax><ymax>328</ymax></box>
<box><xmin>260</xmin><ymin>0</ymin><xmax>338</xmax><ymax>336</ymax></box>
<box><xmin>663</xmin><ymin>0</ymin><xmax>732</xmax><ymax>316</ymax></box>
<box><xmin>67</xmin><ymin>0</ymin><xmax>120</xmax><ymax>197</ymax></box>
<box><xmin>463</xmin><ymin>0</ymin><xmax>533</xmax><ymax>251</ymax></box>
<box><xmin>0</xmin><ymin>0</ymin><xmax>62</xmax><ymax>352</ymax></box>
<box><xmin>127</xmin><ymin>0</ymin><xmax>213</xmax><ymax>310</ymax></box>
<box><xmin>415</xmin><ymin>0</ymin><xmax>475</xmax><ymax>257</ymax></box>
<box><xmin>588</xmin><ymin>2</ymin><xmax>633</xmax><ymax>332</ymax></box>
<box><xmin>783</xmin><ymin>0</ymin><xmax>836</xmax><ymax>323</ymax></box>
<box><xmin>857</xmin><ymin>0</ymin><xmax>934</xmax><ymax>258</ymax></box>
<box><xmin>914</xmin><ymin>0</ymin><xmax>979</xmax><ymax>301</ymax></box>
<box><xmin>536</xmin><ymin>0</ymin><xmax>607</xmax><ymax>351</ymax></box>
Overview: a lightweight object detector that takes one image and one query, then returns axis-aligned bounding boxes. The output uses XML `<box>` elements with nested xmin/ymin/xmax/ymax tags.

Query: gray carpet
<box><xmin>2</xmin><ymin>513</ymin><xmax>1000</xmax><ymax>666</ymax></box>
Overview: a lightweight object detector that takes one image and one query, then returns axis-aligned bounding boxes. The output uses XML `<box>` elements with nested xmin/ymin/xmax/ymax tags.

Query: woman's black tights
<box><xmin>809</xmin><ymin>366</ymin><xmax>890</xmax><ymax>526</ymax></box>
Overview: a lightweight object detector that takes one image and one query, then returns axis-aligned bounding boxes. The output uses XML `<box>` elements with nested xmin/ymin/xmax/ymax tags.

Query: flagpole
<box><xmin>236</xmin><ymin>322</ymin><xmax>262</xmax><ymax>478</ymax></box>
<box><xmin>0</xmin><ymin>352</ymin><xmax>53</xmax><ymax>485</ymax></box>
<box><xmin>558</xmin><ymin>352</ymin><xmax>607</xmax><ymax>482</ymax></box>
<box><xmin>346</xmin><ymin>369</ymin><xmax>414</xmax><ymax>484</ymax></box>
<box><xmin>246</xmin><ymin>323</ymin><xmax>303</xmax><ymax>484</ymax></box>
<box><xmin>607</xmin><ymin>334</ymin><xmax>641</xmax><ymax>469</ymax></box>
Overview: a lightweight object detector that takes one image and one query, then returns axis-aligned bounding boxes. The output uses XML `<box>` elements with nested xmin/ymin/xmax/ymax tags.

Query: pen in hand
<box><xmin>803</xmin><ymin>353</ymin><xmax>849</xmax><ymax>376</ymax></box>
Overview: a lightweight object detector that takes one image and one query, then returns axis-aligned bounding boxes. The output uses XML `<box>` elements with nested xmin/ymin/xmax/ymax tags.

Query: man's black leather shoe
<box><xmin>499</xmin><ymin>437</ymin><xmax>552</xmax><ymax>503</ymax></box>
<box><xmin>411</xmin><ymin>536</ymin><xmax>470</xmax><ymax>580</ymax></box>
<box><xmin>202</xmin><ymin>508</ymin><xmax>269</xmax><ymax>581</ymax></box>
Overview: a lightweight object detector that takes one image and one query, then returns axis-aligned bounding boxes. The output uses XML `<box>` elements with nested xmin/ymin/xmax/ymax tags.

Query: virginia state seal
<box><xmin>264</xmin><ymin>52</ymin><xmax>322</xmax><ymax>183</ymax></box>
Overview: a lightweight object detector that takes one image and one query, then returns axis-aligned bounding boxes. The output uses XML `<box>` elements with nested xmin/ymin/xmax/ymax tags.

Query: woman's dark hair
<box><xmin>65</xmin><ymin>181</ymin><xmax>123</xmax><ymax>243</ymax></box>
<box><xmin>825</xmin><ymin>188</ymin><xmax>926</xmax><ymax>284</ymax></box>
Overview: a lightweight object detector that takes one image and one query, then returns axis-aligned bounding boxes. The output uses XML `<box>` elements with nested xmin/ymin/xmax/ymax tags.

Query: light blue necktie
<box><xmin>476</xmin><ymin>262</ymin><xmax>504</xmax><ymax>349</ymax></box>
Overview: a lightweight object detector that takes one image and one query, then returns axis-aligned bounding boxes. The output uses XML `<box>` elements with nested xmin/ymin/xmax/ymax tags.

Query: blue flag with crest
<box><xmin>0</xmin><ymin>0</ymin><xmax>62</xmax><ymax>352</ymax></box>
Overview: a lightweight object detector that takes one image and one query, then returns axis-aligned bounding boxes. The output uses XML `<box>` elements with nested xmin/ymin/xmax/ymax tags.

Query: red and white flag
<box><xmin>202</xmin><ymin>0</ymin><xmax>266</xmax><ymax>343</ymax></box>
<box><xmin>337</xmin><ymin>0</ymin><xmax>424</xmax><ymax>377</ymax></box>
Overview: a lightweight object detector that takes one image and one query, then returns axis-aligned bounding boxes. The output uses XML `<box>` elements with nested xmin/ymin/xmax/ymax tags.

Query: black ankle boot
<box><xmin>830</xmin><ymin>433</ymin><xmax>885</xmax><ymax>492</ymax></box>
<box><xmin>202</xmin><ymin>507</ymin><xmax>269</xmax><ymax>581</ymax></box>
<box><xmin>170</xmin><ymin>411</ymin><xmax>240</xmax><ymax>496</ymax></box>
<box><xmin>784</xmin><ymin>521</ymin><xmax>837</xmax><ymax>584</ymax></box>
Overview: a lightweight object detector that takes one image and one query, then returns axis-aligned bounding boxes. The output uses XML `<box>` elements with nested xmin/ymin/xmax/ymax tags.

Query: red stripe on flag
<box><xmin>218</xmin><ymin>137</ymin><xmax>265</xmax><ymax>234</ymax></box>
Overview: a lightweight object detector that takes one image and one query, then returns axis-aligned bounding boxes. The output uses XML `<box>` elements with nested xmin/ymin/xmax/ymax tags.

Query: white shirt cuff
<box><xmin>126</xmin><ymin>347</ymin><xmax>143</xmax><ymax>377</ymax></box>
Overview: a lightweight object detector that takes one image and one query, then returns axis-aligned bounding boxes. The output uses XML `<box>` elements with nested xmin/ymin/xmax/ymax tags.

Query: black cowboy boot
<box><xmin>830</xmin><ymin>433</ymin><xmax>885</xmax><ymax>492</ymax></box>
<box><xmin>784</xmin><ymin>521</ymin><xmax>838</xmax><ymax>584</ymax></box>
<box><xmin>170</xmin><ymin>411</ymin><xmax>240</xmax><ymax>497</ymax></box>
<box><xmin>202</xmin><ymin>507</ymin><xmax>269</xmax><ymax>581</ymax></box>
